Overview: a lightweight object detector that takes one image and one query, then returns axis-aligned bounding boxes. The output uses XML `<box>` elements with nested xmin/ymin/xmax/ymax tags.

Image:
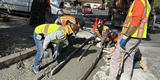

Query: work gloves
<box><xmin>43</xmin><ymin>51</ymin><xmax>49</xmax><ymax>58</ymax></box>
<box><xmin>119</xmin><ymin>35</ymin><xmax>128</xmax><ymax>48</ymax></box>
<box><xmin>52</xmin><ymin>50</ymin><xmax>59</xmax><ymax>61</ymax></box>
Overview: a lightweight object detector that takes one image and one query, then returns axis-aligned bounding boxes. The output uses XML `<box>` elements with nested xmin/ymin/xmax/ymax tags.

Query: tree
<box><xmin>29</xmin><ymin>0</ymin><xmax>46</xmax><ymax>27</ymax></box>
<box><xmin>153</xmin><ymin>0</ymin><xmax>160</xmax><ymax>8</ymax></box>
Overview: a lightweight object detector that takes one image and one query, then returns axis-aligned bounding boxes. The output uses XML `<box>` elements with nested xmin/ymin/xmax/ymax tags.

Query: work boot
<box><xmin>33</xmin><ymin>67</ymin><xmax>39</xmax><ymax>74</ymax></box>
<box><xmin>140</xmin><ymin>57</ymin><xmax>147</xmax><ymax>71</ymax></box>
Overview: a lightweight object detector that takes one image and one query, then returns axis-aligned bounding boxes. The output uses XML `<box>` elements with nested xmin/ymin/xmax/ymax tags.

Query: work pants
<box><xmin>108</xmin><ymin>38</ymin><xmax>141</xmax><ymax>80</ymax></box>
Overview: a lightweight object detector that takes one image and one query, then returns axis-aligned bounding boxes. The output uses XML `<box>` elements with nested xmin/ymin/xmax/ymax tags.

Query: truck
<box><xmin>0</xmin><ymin>0</ymin><xmax>64</xmax><ymax>22</ymax></box>
<box><xmin>108</xmin><ymin>0</ymin><xmax>155</xmax><ymax>31</ymax></box>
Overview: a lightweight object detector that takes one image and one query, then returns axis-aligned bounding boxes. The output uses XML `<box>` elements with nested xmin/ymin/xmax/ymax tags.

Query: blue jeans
<box><xmin>33</xmin><ymin>32</ymin><xmax>56</xmax><ymax>71</ymax></box>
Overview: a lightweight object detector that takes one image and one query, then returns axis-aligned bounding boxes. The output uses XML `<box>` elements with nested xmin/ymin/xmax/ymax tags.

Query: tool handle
<box><xmin>77</xmin><ymin>44</ymin><xmax>92</xmax><ymax>62</ymax></box>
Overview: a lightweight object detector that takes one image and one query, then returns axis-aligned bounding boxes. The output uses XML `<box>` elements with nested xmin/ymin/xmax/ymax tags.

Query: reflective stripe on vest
<box><xmin>121</xmin><ymin>0</ymin><xmax>151</xmax><ymax>38</ymax></box>
<box><xmin>44</xmin><ymin>24</ymin><xmax>49</xmax><ymax>37</ymax></box>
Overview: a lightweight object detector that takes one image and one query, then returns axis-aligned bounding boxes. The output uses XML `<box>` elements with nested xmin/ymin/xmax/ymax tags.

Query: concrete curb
<box><xmin>0</xmin><ymin>46</ymin><xmax>36</xmax><ymax>69</ymax></box>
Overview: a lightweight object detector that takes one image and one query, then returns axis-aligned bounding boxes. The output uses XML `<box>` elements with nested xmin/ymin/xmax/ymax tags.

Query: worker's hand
<box><xmin>88</xmin><ymin>36</ymin><xmax>96</xmax><ymax>45</ymax></box>
<box><xmin>43</xmin><ymin>51</ymin><xmax>49</xmax><ymax>58</ymax></box>
<box><xmin>119</xmin><ymin>35</ymin><xmax>128</xmax><ymax>48</ymax></box>
<box><xmin>52</xmin><ymin>50</ymin><xmax>59</xmax><ymax>60</ymax></box>
<box><xmin>100</xmin><ymin>43</ymin><xmax>105</xmax><ymax>48</ymax></box>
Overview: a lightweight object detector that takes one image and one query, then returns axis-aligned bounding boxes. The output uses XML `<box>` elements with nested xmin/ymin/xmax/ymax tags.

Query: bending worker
<box><xmin>54</xmin><ymin>15</ymin><xmax>85</xmax><ymax>30</ymax></box>
<box><xmin>108</xmin><ymin>0</ymin><xmax>151</xmax><ymax>80</ymax></box>
<box><xmin>33</xmin><ymin>24</ymin><xmax>79</xmax><ymax>74</ymax></box>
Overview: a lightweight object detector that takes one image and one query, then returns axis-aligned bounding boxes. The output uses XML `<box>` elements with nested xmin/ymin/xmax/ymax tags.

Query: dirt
<box><xmin>0</xmin><ymin>15</ymin><xmax>55</xmax><ymax>80</ymax></box>
<box><xmin>0</xmin><ymin>15</ymin><xmax>35</xmax><ymax>57</ymax></box>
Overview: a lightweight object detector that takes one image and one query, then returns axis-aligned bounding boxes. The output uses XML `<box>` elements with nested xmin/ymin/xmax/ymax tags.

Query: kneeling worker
<box><xmin>33</xmin><ymin>23</ymin><xmax>79</xmax><ymax>74</ymax></box>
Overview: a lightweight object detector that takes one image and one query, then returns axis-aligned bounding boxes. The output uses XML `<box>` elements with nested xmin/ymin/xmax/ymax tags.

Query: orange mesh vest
<box><xmin>60</xmin><ymin>15</ymin><xmax>76</xmax><ymax>26</ymax></box>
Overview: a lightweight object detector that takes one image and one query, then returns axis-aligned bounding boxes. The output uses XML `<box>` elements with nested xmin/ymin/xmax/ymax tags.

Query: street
<box><xmin>0</xmin><ymin>9</ymin><xmax>160</xmax><ymax>80</ymax></box>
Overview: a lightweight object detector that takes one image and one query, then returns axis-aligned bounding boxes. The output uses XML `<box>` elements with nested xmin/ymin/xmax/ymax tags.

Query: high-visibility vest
<box><xmin>121</xmin><ymin>0</ymin><xmax>151</xmax><ymax>38</ymax></box>
<box><xmin>35</xmin><ymin>24</ymin><xmax>67</xmax><ymax>44</ymax></box>
<box><xmin>60</xmin><ymin>15</ymin><xmax>76</xmax><ymax>26</ymax></box>
<box><xmin>95</xmin><ymin>26</ymin><xmax>110</xmax><ymax>40</ymax></box>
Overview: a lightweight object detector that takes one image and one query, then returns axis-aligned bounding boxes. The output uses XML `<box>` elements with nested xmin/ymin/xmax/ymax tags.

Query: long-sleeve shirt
<box><xmin>131</xmin><ymin>0</ymin><xmax>145</xmax><ymax>27</ymax></box>
<box><xmin>43</xmin><ymin>30</ymin><xmax>65</xmax><ymax>50</ymax></box>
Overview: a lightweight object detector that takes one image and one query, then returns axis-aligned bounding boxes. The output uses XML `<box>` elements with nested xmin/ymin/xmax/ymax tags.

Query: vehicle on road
<box><xmin>155</xmin><ymin>9</ymin><xmax>160</xmax><ymax>23</ymax></box>
<box><xmin>64</xmin><ymin>2</ymin><xmax>71</xmax><ymax>8</ymax></box>
<box><xmin>109</xmin><ymin>0</ymin><xmax>155</xmax><ymax>31</ymax></box>
<box><xmin>93</xmin><ymin>5</ymin><xmax>98</xmax><ymax>9</ymax></box>
<box><xmin>0</xmin><ymin>0</ymin><xmax>64</xmax><ymax>19</ymax></box>
<box><xmin>98</xmin><ymin>5</ymin><xmax>105</xmax><ymax>10</ymax></box>
<box><xmin>82</xmin><ymin>5</ymin><xmax>92</xmax><ymax>14</ymax></box>
<box><xmin>156</xmin><ymin>15</ymin><xmax>160</xmax><ymax>23</ymax></box>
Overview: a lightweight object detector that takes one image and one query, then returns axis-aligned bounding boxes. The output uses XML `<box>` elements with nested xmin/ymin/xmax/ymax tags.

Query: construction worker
<box><xmin>108</xmin><ymin>0</ymin><xmax>151</xmax><ymax>80</ymax></box>
<box><xmin>33</xmin><ymin>24</ymin><xmax>79</xmax><ymax>74</ymax></box>
<box><xmin>89</xmin><ymin>17</ymin><xmax>118</xmax><ymax>48</ymax></box>
<box><xmin>55</xmin><ymin>15</ymin><xmax>85</xmax><ymax>45</ymax></box>
<box><xmin>54</xmin><ymin>15</ymin><xmax>85</xmax><ymax>30</ymax></box>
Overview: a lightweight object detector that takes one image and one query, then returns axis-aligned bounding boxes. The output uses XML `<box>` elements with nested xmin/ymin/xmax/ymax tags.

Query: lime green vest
<box><xmin>35</xmin><ymin>24</ymin><xmax>67</xmax><ymax>44</ymax></box>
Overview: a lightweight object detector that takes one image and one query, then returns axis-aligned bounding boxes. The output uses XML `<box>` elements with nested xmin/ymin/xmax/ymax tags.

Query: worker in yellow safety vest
<box><xmin>33</xmin><ymin>24</ymin><xmax>79</xmax><ymax>74</ymax></box>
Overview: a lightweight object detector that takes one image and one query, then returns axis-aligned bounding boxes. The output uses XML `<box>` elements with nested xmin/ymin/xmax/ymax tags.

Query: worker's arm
<box><xmin>124</xmin><ymin>24</ymin><xmax>137</xmax><ymax>37</ymax></box>
<box><xmin>101</xmin><ymin>29</ymin><xmax>109</xmax><ymax>46</ymax></box>
<box><xmin>43</xmin><ymin>30</ymin><xmax>65</xmax><ymax>51</ymax></box>
<box><xmin>119</xmin><ymin>0</ymin><xmax>145</xmax><ymax>47</ymax></box>
<box><xmin>125</xmin><ymin>0</ymin><xmax>145</xmax><ymax>37</ymax></box>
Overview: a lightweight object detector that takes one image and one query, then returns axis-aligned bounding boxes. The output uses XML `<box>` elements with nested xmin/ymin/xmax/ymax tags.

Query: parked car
<box><xmin>98</xmin><ymin>5</ymin><xmax>105</xmax><ymax>10</ymax></box>
<box><xmin>156</xmin><ymin>15</ymin><xmax>160</xmax><ymax>23</ymax></box>
<box><xmin>64</xmin><ymin>2</ymin><xmax>71</xmax><ymax>8</ymax></box>
<box><xmin>0</xmin><ymin>0</ymin><xmax>64</xmax><ymax>19</ymax></box>
<box><xmin>82</xmin><ymin>5</ymin><xmax>92</xmax><ymax>14</ymax></box>
<box><xmin>93</xmin><ymin>5</ymin><xmax>98</xmax><ymax>9</ymax></box>
<box><xmin>155</xmin><ymin>9</ymin><xmax>160</xmax><ymax>23</ymax></box>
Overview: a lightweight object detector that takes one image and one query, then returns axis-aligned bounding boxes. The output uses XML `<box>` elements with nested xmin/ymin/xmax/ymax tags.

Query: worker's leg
<box><xmin>120</xmin><ymin>38</ymin><xmax>141</xmax><ymax>80</ymax></box>
<box><xmin>133</xmin><ymin>49</ymin><xmax>142</xmax><ymax>68</ymax></box>
<box><xmin>33</xmin><ymin>33</ymin><xmax>44</xmax><ymax>72</ymax></box>
<box><xmin>108</xmin><ymin>47</ymin><xmax>122</xmax><ymax>80</ymax></box>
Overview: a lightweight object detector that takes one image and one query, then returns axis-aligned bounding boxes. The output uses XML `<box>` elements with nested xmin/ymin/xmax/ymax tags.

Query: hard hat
<box><xmin>108</xmin><ymin>32</ymin><xmax>118</xmax><ymax>40</ymax></box>
<box><xmin>70</xmin><ymin>24</ymin><xmax>79</xmax><ymax>34</ymax></box>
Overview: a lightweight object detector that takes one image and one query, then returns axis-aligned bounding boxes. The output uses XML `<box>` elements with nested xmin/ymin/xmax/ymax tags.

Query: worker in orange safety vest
<box><xmin>108</xmin><ymin>0</ymin><xmax>151</xmax><ymax>79</ymax></box>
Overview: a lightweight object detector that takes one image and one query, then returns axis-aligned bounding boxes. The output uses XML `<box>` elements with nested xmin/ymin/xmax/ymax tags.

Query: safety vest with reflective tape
<box><xmin>95</xmin><ymin>26</ymin><xmax>111</xmax><ymax>40</ymax></box>
<box><xmin>35</xmin><ymin>24</ymin><xmax>67</xmax><ymax>44</ymax></box>
<box><xmin>60</xmin><ymin>15</ymin><xmax>76</xmax><ymax>26</ymax></box>
<box><xmin>121</xmin><ymin>0</ymin><xmax>151</xmax><ymax>38</ymax></box>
